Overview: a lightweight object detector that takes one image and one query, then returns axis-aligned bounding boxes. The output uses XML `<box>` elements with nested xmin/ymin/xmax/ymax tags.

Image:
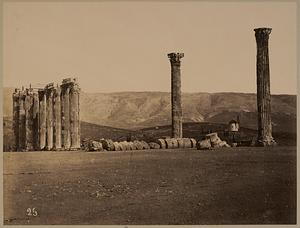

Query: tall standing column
<box><xmin>45</xmin><ymin>84</ymin><xmax>54</xmax><ymax>150</ymax></box>
<box><xmin>18</xmin><ymin>90</ymin><xmax>26</xmax><ymax>151</ymax></box>
<box><xmin>39</xmin><ymin>89</ymin><xmax>47</xmax><ymax>150</ymax></box>
<box><xmin>168</xmin><ymin>52</ymin><xmax>184</xmax><ymax>138</ymax></box>
<box><xmin>12</xmin><ymin>89</ymin><xmax>20</xmax><ymax>151</ymax></box>
<box><xmin>254</xmin><ymin>27</ymin><xmax>276</xmax><ymax>146</ymax></box>
<box><xmin>32</xmin><ymin>91</ymin><xmax>40</xmax><ymax>150</ymax></box>
<box><xmin>24</xmin><ymin>89</ymin><xmax>34</xmax><ymax>151</ymax></box>
<box><xmin>61</xmin><ymin>80</ymin><xmax>71</xmax><ymax>150</ymax></box>
<box><xmin>70</xmin><ymin>79</ymin><xmax>80</xmax><ymax>150</ymax></box>
<box><xmin>53</xmin><ymin>85</ymin><xmax>62</xmax><ymax>150</ymax></box>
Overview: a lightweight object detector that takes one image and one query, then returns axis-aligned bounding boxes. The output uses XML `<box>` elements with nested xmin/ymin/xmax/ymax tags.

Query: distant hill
<box><xmin>3</xmin><ymin>117</ymin><xmax>295</xmax><ymax>151</ymax></box>
<box><xmin>4</xmin><ymin>87</ymin><xmax>296</xmax><ymax>133</ymax></box>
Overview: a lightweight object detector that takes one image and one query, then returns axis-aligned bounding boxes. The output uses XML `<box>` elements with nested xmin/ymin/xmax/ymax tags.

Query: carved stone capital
<box><xmin>254</xmin><ymin>28</ymin><xmax>272</xmax><ymax>47</ymax></box>
<box><xmin>168</xmin><ymin>52</ymin><xmax>184</xmax><ymax>64</ymax></box>
<box><xmin>70</xmin><ymin>82</ymin><xmax>80</xmax><ymax>93</ymax></box>
<box><xmin>54</xmin><ymin>85</ymin><xmax>61</xmax><ymax>96</ymax></box>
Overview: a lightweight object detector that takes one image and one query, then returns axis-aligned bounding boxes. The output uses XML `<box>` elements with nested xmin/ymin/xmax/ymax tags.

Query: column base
<box><xmin>256</xmin><ymin>136</ymin><xmax>277</xmax><ymax>147</ymax></box>
<box><xmin>53</xmin><ymin>147</ymin><xmax>62</xmax><ymax>151</ymax></box>
<box><xmin>69</xmin><ymin>147</ymin><xmax>81</xmax><ymax>151</ymax></box>
<box><xmin>62</xmin><ymin>146</ymin><xmax>70</xmax><ymax>151</ymax></box>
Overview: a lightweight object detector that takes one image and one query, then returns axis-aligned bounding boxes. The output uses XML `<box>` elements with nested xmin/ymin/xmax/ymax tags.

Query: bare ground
<box><xmin>3</xmin><ymin>146</ymin><xmax>296</xmax><ymax>225</ymax></box>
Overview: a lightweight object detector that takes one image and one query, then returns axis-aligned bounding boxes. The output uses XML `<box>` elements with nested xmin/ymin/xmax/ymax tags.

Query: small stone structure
<box><xmin>168</xmin><ymin>52</ymin><xmax>184</xmax><ymax>138</ymax></box>
<box><xmin>197</xmin><ymin>133</ymin><xmax>230</xmax><ymax>150</ymax></box>
<box><xmin>12</xmin><ymin>78</ymin><xmax>80</xmax><ymax>151</ymax></box>
<box><xmin>228</xmin><ymin>119</ymin><xmax>239</xmax><ymax>132</ymax></box>
<box><xmin>254</xmin><ymin>27</ymin><xmax>276</xmax><ymax>146</ymax></box>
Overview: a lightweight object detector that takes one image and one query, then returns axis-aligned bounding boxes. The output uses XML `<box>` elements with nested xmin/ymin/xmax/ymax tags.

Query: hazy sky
<box><xmin>3</xmin><ymin>1</ymin><xmax>297</xmax><ymax>94</ymax></box>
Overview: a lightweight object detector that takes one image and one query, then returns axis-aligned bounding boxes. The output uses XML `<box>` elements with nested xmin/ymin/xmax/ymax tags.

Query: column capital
<box><xmin>168</xmin><ymin>52</ymin><xmax>184</xmax><ymax>64</ymax></box>
<box><xmin>254</xmin><ymin>28</ymin><xmax>272</xmax><ymax>45</ymax></box>
<box><xmin>54</xmin><ymin>85</ymin><xmax>61</xmax><ymax>95</ymax></box>
<box><xmin>45</xmin><ymin>83</ymin><xmax>54</xmax><ymax>97</ymax></box>
<box><xmin>254</xmin><ymin>27</ymin><xmax>272</xmax><ymax>35</ymax></box>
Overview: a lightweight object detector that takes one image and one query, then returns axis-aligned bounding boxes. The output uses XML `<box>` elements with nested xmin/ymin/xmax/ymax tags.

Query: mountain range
<box><xmin>3</xmin><ymin>87</ymin><xmax>296</xmax><ymax>133</ymax></box>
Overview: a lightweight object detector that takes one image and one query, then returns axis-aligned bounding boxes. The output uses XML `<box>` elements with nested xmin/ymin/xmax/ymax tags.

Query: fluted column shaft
<box><xmin>24</xmin><ymin>90</ymin><xmax>34</xmax><ymax>151</ymax></box>
<box><xmin>12</xmin><ymin>89</ymin><xmax>20</xmax><ymax>151</ymax></box>
<box><xmin>168</xmin><ymin>52</ymin><xmax>184</xmax><ymax>138</ymax></box>
<box><xmin>18</xmin><ymin>91</ymin><xmax>26</xmax><ymax>151</ymax></box>
<box><xmin>46</xmin><ymin>87</ymin><xmax>54</xmax><ymax>150</ymax></box>
<box><xmin>61</xmin><ymin>85</ymin><xmax>71</xmax><ymax>150</ymax></box>
<box><xmin>70</xmin><ymin>83</ymin><xmax>80</xmax><ymax>149</ymax></box>
<box><xmin>32</xmin><ymin>92</ymin><xmax>40</xmax><ymax>150</ymax></box>
<box><xmin>53</xmin><ymin>86</ymin><xmax>62</xmax><ymax>150</ymax></box>
<box><xmin>255</xmin><ymin>27</ymin><xmax>276</xmax><ymax>146</ymax></box>
<box><xmin>39</xmin><ymin>90</ymin><xmax>47</xmax><ymax>150</ymax></box>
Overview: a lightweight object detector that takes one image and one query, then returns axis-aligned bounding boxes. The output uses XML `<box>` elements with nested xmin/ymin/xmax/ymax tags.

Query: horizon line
<box><xmin>3</xmin><ymin>86</ymin><xmax>296</xmax><ymax>96</ymax></box>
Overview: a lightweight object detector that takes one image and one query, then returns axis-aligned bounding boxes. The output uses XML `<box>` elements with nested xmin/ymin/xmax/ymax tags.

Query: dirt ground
<box><xmin>3</xmin><ymin>146</ymin><xmax>296</xmax><ymax>225</ymax></box>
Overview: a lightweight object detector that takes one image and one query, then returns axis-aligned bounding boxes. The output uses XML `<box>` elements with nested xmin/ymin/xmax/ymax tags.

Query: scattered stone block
<box><xmin>119</xmin><ymin>141</ymin><xmax>129</xmax><ymax>151</ymax></box>
<box><xmin>196</xmin><ymin>139</ymin><xmax>212</xmax><ymax>150</ymax></box>
<box><xmin>198</xmin><ymin>132</ymin><xmax>231</xmax><ymax>150</ymax></box>
<box><xmin>183</xmin><ymin>138</ymin><xmax>192</xmax><ymax>148</ymax></box>
<box><xmin>140</xmin><ymin>141</ymin><xmax>150</xmax><ymax>150</ymax></box>
<box><xmin>156</xmin><ymin>139</ymin><xmax>166</xmax><ymax>149</ymax></box>
<box><xmin>133</xmin><ymin>140</ymin><xmax>143</xmax><ymax>150</ymax></box>
<box><xmin>84</xmin><ymin>140</ymin><xmax>103</xmax><ymax>151</ymax></box>
<box><xmin>206</xmin><ymin>133</ymin><xmax>222</xmax><ymax>147</ymax></box>
<box><xmin>149</xmin><ymin>142</ymin><xmax>160</xmax><ymax>149</ymax></box>
<box><xmin>177</xmin><ymin>138</ymin><xmax>185</xmax><ymax>148</ymax></box>
<box><xmin>190</xmin><ymin>138</ymin><xmax>197</xmax><ymax>148</ymax></box>
<box><xmin>100</xmin><ymin>139</ymin><xmax>115</xmax><ymax>151</ymax></box>
<box><xmin>165</xmin><ymin>138</ymin><xmax>178</xmax><ymax>149</ymax></box>
<box><xmin>113</xmin><ymin>142</ymin><xmax>121</xmax><ymax>151</ymax></box>
<box><xmin>127</xmin><ymin>141</ymin><xmax>133</xmax><ymax>150</ymax></box>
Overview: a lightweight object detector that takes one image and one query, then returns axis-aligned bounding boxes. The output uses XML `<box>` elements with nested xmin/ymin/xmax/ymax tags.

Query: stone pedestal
<box><xmin>168</xmin><ymin>52</ymin><xmax>184</xmax><ymax>138</ymax></box>
<box><xmin>254</xmin><ymin>27</ymin><xmax>276</xmax><ymax>146</ymax></box>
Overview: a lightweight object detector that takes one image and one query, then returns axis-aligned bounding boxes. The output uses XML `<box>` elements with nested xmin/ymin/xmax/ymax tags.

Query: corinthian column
<box><xmin>53</xmin><ymin>85</ymin><xmax>62</xmax><ymax>150</ymax></box>
<box><xmin>18</xmin><ymin>89</ymin><xmax>26</xmax><ymax>151</ymax></box>
<box><xmin>45</xmin><ymin>83</ymin><xmax>54</xmax><ymax>150</ymax></box>
<box><xmin>254</xmin><ymin>27</ymin><xmax>276</xmax><ymax>146</ymax></box>
<box><xmin>168</xmin><ymin>52</ymin><xmax>184</xmax><ymax>138</ymax></box>
<box><xmin>24</xmin><ymin>89</ymin><xmax>34</xmax><ymax>151</ymax></box>
<box><xmin>61</xmin><ymin>79</ymin><xmax>71</xmax><ymax>150</ymax></box>
<box><xmin>12</xmin><ymin>89</ymin><xmax>20</xmax><ymax>151</ymax></box>
<box><xmin>70</xmin><ymin>79</ymin><xmax>80</xmax><ymax>150</ymax></box>
<box><xmin>32</xmin><ymin>91</ymin><xmax>40</xmax><ymax>150</ymax></box>
<box><xmin>39</xmin><ymin>89</ymin><xmax>47</xmax><ymax>150</ymax></box>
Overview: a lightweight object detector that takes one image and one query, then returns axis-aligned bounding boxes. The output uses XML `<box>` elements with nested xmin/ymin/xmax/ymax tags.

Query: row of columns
<box><xmin>12</xmin><ymin>78</ymin><xmax>80</xmax><ymax>151</ymax></box>
<box><xmin>168</xmin><ymin>27</ymin><xmax>276</xmax><ymax>146</ymax></box>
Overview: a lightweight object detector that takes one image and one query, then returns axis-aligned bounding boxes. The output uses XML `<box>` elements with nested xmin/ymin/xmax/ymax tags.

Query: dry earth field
<box><xmin>4</xmin><ymin>146</ymin><xmax>296</xmax><ymax>225</ymax></box>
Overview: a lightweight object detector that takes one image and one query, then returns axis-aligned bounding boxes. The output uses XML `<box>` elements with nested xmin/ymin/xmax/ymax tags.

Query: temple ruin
<box><xmin>254</xmin><ymin>27</ymin><xmax>276</xmax><ymax>146</ymax></box>
<box><xmin>11</xmin><ymin>28</ymin><xmax>278</xmax><ymax>151</ymax></box>
<box><xmin>12</xmin><ymin>78</ymin><xmax>80</xmax><ymax>151</ymax></box>
<box><xmin>168</xmin><ymin>52</ymin><xmax>184</xmax><ymax>138</ymax></box>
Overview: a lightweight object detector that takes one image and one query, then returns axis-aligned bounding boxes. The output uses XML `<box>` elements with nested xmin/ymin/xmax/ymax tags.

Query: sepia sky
<box><xmin>3</xmin><ymin>1</ymin><xmax>297</xmax><ymax>94</ymax></box>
